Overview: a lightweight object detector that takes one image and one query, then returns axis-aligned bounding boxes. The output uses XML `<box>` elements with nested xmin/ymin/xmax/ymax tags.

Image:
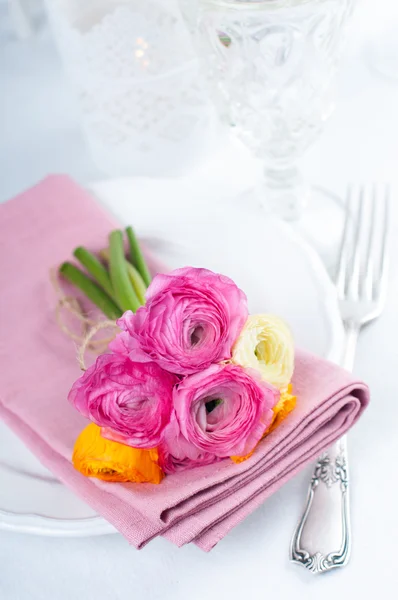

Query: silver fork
<box><xmin>290</xmin><ymin>185</ymin><xmax>390</xmax><ymax>574</ymax></box>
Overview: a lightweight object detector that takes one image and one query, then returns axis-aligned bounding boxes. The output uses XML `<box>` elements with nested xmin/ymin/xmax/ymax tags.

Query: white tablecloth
<box><xmin>1</xmin><ymin>1</ymin><xmax>398</xmax><ymax>598</ymax></box>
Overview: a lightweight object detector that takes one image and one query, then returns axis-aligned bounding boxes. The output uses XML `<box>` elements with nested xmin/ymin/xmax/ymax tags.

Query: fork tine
<box><xmin>362</xmin><ymin>185</ymin><xmax>377</xmax><ymax>300</ymax></box>
<box><xmin>336</xmin><ymin>186</ymin><xmax>353</xmax><ymax>297</ymax></box>
<box><xmin>349</xmin><ymin>186</ymin><xmax>366</xmax><ymax>300</ymax></box>
<box><xmin>374</xmin><ymin>185</ymin><xmax>390</xmax><ymax>300</ymax></box>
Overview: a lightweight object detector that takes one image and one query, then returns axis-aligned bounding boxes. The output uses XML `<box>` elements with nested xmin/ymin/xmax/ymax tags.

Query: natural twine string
<box><xmin>76</xmin><ymin>320</ymin><xmax>120</xmax><ymax>371</ymax></box>
<box><xmin>50</xmin><ymin>268</ymin><xmax>119</xmax><ymax>370</ymax></box>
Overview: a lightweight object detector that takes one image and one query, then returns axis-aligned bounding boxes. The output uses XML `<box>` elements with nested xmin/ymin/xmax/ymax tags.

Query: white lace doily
<box><xmin>46</xmin><ymin>0</ymin><xmax>217</xmax><ymax>176</ymax></box>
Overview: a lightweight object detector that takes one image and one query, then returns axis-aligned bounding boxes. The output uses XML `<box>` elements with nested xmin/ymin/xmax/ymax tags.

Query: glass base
<box><xmin>364</xmin><ymin>36</ymin><xmax>398</xmax><ymax>82</ymax></box>
<box><xmin>239</xmin><ymin>184</ymin><xmax>345</xmax><ymax>277</ymax></box>
<box><xmin>294</xmin><ymin>186</ymin><xmax>346</xmax><ymax>276</ymax></box>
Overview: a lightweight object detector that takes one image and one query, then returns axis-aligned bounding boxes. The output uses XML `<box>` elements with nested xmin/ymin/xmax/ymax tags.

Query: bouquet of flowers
<box><xmin>61</xmin><ymin>227</ymin><xmax>296</xmax><ymax>484</ymax></box>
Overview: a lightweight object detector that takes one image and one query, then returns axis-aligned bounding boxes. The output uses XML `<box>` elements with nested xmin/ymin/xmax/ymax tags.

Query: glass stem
<box><xmin>262</xmin><ymin>164</ymin><xmax>309</xmax><ymax>221</ymax></box>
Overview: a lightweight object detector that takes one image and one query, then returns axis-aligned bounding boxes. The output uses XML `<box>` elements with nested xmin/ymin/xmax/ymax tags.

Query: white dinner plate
<box><xmin>0</xmin><ymin>177</ymin><xmax>345</xmax><ymax>537</ymax></box>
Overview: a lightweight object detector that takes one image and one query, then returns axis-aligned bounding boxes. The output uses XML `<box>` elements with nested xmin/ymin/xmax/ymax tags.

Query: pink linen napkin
<box><xmin>0</xmin><ymin>176</ymin><xmax>370</xmax><ymax>551</ymax></box>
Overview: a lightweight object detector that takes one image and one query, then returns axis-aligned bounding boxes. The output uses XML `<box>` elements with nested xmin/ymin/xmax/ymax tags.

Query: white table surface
<box><xmin>1</xmin><ymin>1</ymin><xmax>398</xmax><ymax>598</ymax></box>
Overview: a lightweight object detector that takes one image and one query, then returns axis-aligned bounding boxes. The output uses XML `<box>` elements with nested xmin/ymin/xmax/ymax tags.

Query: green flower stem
<box><xmin>109</xmin><ymin>230</ymin><xmax>141</xmax><ymax>313</ymax></box>
<box><xmin>100</xmin><ymin>248</ymin><xmax>146</xmax><ymax>306</ymax></box>
<box><xmin>59</xmin><ymin>262</ymin><xmax>122</xmax><ymax>320</ymax></box>
<box><xmin>125</xmin><ymin>262</ymin><xmax>147</xmax><ymax>306</ymax></box>
<box><xmin>73</xmin><ymin>246</ymin><xmax>117</xmax><ymax>302</ymax></box>
<box><xmin>126</xmin><ymin>226</ymin><xmax>152</xmax><ymax>287</ymax></box>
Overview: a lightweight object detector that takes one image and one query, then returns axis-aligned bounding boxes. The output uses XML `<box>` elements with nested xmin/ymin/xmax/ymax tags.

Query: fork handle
<box><xmin>289</xmin><ymin>323</ymin><xmax>359</xmax><ymax>573</ymax></box>
<box><xmin>341</xmin><ymin>320</ymin><xmax>359</xmax><ymax>372</ymax></box>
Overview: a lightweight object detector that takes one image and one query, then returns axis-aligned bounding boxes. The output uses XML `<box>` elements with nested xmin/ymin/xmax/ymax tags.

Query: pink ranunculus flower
<box><xmin>173</xmin><ymin>364</ymin><xmax>279</xmax><ymax>458</ymax></box>
<box><xmin>158</xmin><ymin>411</ymin><xmax>220</xmax><ymax>474</ymax></box>
<box><xmin>68</xmin><ymin>353</ymin><xmax>177</xmax><ymax>449</ymax></box>
<box><xmin>109</xmin><ymin>267</ymin><xmax>248</xmax><ymax>375</ymax></box>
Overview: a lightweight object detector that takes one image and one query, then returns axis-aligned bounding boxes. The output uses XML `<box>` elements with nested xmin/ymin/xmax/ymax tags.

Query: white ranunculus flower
<box><xmin>232</xmin><ymin>314</ymin><xmax>294</xmax><ymax>391</ymax></box>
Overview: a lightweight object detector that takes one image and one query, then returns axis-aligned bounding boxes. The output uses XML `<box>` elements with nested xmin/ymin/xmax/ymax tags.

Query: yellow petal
<box><xmin>231</xmin><ymin>385</ymin><xmax>296</xmax><ymax>465</ymax></box>
<box><xmin>72</xmin><ymin>423</ymin><xmax>164</xmax><ymax>484</ymax></box>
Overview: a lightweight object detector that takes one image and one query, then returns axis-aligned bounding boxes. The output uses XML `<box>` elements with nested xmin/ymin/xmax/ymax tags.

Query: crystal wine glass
<box><xmin>187</xmin><ymin>0</ymin><xmax>355</xmax><ymax>220</ymax></box>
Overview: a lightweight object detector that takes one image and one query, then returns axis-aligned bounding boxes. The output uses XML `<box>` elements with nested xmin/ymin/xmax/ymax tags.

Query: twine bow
<box><xmin>50</xmin><ymin>268</ymin><xmax>119</xmax><ymax>371</ymax></box>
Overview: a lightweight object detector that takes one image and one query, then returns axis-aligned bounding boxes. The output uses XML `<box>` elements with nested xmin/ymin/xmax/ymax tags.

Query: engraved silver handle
<box><xmin>290</xmin><ymin>322</ymin><xmax>359</xmax><ymax>573</ymax></box>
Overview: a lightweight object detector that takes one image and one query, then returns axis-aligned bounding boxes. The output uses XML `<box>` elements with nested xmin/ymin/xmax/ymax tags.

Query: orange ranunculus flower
<box><xmin>263</xmin><ymin>383</ymin><xmax>296</xmax><ymax>436</ymax></box>
<box><xmin>72</xmin><ymin>423</ymin><xmax>164</xmax><ymax>484</ymax></box>
<box><xmin>231</xmin><ymin>385</ymin><xmax>296</xmax><ymax>464</ymax></box>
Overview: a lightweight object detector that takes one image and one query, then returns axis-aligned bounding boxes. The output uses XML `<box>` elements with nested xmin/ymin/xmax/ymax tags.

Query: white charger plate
<box><xmin>0</xmin><ymin>177</ymin><xmax>345</xmax><ymax>537</ymax></box>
